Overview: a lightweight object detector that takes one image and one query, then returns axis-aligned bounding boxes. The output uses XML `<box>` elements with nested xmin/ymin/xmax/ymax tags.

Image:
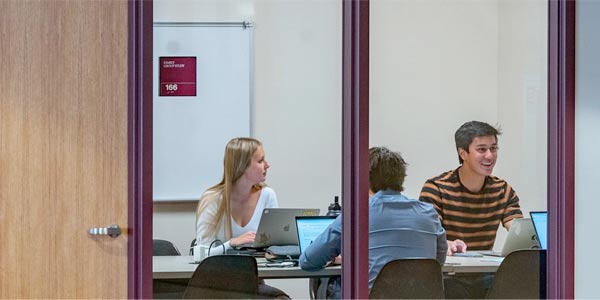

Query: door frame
<box><xmin>341</xmin><ymin>0</ymin><xmax>575</xmax><ymax>298</ymax></box>
<box><xmin>129</xmin><ymin>0</ymin><xmax>576</xmax><ymax>298</ymax></box>
<box><xmin>341</xmin><ymin>0</ymin><xmax>369</xmax><ymax>299</ymax></box>
<box><xmin>547</xmin><ymin>0</ymin><xmax>575</xmax><ymax>298</ymax></box>
<box><xmin>128</xmin><ymin>0</ymin><xmax>153</xmax><ymax>299</ymax></box>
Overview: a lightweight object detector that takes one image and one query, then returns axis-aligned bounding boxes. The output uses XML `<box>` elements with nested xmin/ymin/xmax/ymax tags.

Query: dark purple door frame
<box><xmin>342</xmin><ymin>0</ymin><xmax>576</xmax><ymax>298</ymax></box>
<box><xmin>341</xmin><ymin>0</ymin><xmax>369</xmax><ymax>299</ymax></box>
<box><xmin>548</xmin><ymin>0</ymin><xmax>575</xmax><ymax>298</ymax></box>
<box><xmin>128</xmin><ymin>0</ymin><xmax>153</xmax><ymax>299</ymax></box>
<box><xmin>125</xmin><ymin>0</ymin><xmax>576</xmax><ymax>297</ymax></box>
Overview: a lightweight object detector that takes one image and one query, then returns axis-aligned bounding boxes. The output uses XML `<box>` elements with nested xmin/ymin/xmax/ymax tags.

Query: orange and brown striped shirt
<box><xmin>419</xmin><ymin>168</ymin><xmax>523</xmax><ymax>250</ymax></box>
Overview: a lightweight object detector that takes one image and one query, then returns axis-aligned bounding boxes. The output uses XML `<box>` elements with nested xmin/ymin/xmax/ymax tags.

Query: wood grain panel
<box><xmin>0</xmin><ymin>0</ymin><xmax>129</xmax><ymax>298</ymax></box>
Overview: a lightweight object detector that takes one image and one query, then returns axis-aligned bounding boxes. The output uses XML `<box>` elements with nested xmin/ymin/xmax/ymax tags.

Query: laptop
<box><xmin>240</xmin><ymin>208</ymin><xmax>320</xmax><ymax>249</ymax></box>
<box><xmin>478</xmin><ymin>218</ymin><xmax>539</xmax><ymax>257</ymax></box>
<box><xmin>295</xmin><ymin>216</ymin><xmax>338</xmax><ymax>254</ymax></box>
<box><xmin>530</xmin><ymin>211</ymin><xmax>547</xmax><ymax>250</ymax></box>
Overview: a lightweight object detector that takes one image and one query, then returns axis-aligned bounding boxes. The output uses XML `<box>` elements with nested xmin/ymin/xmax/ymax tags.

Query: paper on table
<box><xmin>480</xmin><ymin>257</ymin><xmax>503</xmax><ymax>262</ymax></box>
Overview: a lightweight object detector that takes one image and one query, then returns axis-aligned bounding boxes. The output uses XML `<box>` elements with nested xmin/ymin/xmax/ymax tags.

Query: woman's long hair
<box><xmin>196</xmin><ymin>137</ymin><xmax>264</xmax><ymax>240</ymax></box>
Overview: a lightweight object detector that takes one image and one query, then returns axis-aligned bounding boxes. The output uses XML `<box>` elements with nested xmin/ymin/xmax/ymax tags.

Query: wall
<box><xmin>370</xmin><ymin>0</ymin><xmax>499</xmax><ymax>198</ymax></box>
<box><xmin>370</xmin><ymin>0</ymin><xmax>547</xmax><ymax>249</ymax></box>
<box><xmin>575</xmin><ymin>0</ymin><xmax>600</xmax><ymax>297</ymax></box>
<box><xmin>154</xmin><ymin>0</ymin><xmax>548</xmax><ymax>297</ymax></box>
<box><xmin>252</xmin><ymin>0</ymin><xmax>342</xmax><ymax>217</ymax></box>
<box><xmin>495</xmin><ymin>0</ymin><xmax>548</xmax><ymax>244</ymax></box>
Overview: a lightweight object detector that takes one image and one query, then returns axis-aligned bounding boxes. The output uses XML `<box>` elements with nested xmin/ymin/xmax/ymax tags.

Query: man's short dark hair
<box><xmin>369</xmin><ymin>147</ymin><xmax>407</xmax><ymax>193</ymax></box>
<box><xmin>454</xmin><ymin>121</ymin><xmax>502</xmax><ymax>164</ymax></box>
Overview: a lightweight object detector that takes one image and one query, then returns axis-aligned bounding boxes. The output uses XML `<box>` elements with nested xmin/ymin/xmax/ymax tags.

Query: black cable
<box><xmin>208</xmin><ymin>239</ymin><xmax>225</xmax><ymax>256</ymax></box>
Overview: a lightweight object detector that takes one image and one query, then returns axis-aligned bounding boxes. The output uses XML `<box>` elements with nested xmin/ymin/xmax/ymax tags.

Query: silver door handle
<box><xmin>88</xmin><ymin>224</ymin><xmax>122</xmax><ymax>238</ymax></box>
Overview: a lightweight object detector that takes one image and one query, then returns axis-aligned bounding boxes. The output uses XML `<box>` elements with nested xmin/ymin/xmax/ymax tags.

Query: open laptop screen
<box><xmin>530</xmin><ymin>211</ymin><xmax>548</xmax><ymax>250</ymax></box>
<box><xmin>248</xmin><ymin>208</ymin><xmax>319</xmax><ymax>248</ymax></box>
<box><xmin>295</xmin><ymin>216</ymin><xmax>337</xmax><ymax>254</ymax></box>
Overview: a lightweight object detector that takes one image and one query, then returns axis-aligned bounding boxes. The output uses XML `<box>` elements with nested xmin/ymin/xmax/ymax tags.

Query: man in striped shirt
<box><xmin>420</xmin><ymin>120</ymin><xmax>523</xmax><ymax>298</ymax></box>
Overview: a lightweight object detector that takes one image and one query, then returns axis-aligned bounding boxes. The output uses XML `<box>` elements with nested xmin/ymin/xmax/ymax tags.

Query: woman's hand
<box><xmin>231</xmin><ymin>231</ymin><xmax>256</xmax><ymax>247</ymax></box>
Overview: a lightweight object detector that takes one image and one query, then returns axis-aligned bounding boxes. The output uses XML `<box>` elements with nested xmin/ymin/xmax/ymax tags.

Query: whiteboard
<box><xmin>153</xmin><ymin>23</ymin><xmax>252</xmax><ymax>201</ymax></box>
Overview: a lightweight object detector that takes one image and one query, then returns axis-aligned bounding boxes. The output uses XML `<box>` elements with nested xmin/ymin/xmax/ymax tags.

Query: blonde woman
<box><xmin>195</xmin><ymin>137</ymin><xmax>289</xmax><ymax>299</ymax></box>
<box><xmin>196</xmin><ymin>137</ymin><xmax>278</xmax><ymax>252</ymax></box>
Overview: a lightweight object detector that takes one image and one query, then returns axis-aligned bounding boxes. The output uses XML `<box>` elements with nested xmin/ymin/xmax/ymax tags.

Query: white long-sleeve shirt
<box><xmin>196</xmin><ymin>186</ymin><xmax>278</xmax><ymax>253</ymax></box>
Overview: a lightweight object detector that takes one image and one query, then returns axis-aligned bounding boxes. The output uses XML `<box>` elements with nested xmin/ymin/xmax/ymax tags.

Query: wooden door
<box><xmin>1</xmin><ymin>1</ymin><xmax>130</xmax><ymax>298</ymax></box>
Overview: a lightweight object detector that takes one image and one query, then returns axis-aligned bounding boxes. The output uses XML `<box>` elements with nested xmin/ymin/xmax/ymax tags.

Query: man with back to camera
<box><xmin>300</xmin><ymin>147</ymin><xmax>447</xmax><ymax>299</ymax></box>
<box><xmin>419</xmin><ymin>120</ymin><xmax>523</xmax><ymax>298</ymax></box>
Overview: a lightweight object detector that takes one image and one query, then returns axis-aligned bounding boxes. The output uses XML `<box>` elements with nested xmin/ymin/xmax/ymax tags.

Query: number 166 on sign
<box><xmin>165</xmin><ymin>84</ymin><xmax>178</xmax><ymax>91</ymax></box>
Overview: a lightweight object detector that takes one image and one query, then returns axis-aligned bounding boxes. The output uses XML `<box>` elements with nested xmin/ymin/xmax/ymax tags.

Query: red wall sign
<box><xmin>159</xmin><ymin>57</ymin><xmax>197</xmax><ymax>96</ymax></box>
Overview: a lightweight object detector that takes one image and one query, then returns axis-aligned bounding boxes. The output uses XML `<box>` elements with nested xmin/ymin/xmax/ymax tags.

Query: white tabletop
<box><xmin>153</xmin><ymin>254</ymin><xmax>502</xmax><ymax>280</ymax></box>
<box><xmin>153</xmin><ymin>256</ymin><xmax>341</xmax><ymax>279</ymax></box>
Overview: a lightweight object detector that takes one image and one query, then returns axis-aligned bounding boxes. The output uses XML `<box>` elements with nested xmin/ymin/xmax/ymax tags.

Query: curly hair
<box><xmin>369</xmin><ymin>147</ymin><xmax>408</xmax><ymax>193</ymax></box>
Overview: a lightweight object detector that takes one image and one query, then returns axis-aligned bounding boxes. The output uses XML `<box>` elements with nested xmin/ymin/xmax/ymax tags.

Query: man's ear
<box><xmin>458</xmin><ymin>148</ymin><xmax>468</xmax><ymax>161</ymax></box>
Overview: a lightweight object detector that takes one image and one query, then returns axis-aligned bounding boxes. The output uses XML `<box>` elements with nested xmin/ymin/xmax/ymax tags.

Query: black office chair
<box><xmin>369</xmin><ymin>258</ymin><xmax>444</xmax><ymax>299</ymax></box>
<box><xmin>153</xmin><ymin>239</ymin><xmax>181</xmax><ymax>256</ymax></box>
<box><xmin>486</xmin><ymin>249</ymin><xmax>547</xmax><ymax>299</ymax></box>
<box><xmin>153</xmin><ymin>239</ymin><xmax>186</xmax><ymax>299</ymax></box>
<box><xmin>189</xmin><ymin>238</ymin><xmax>197</xmax><ymax>255</ymax></box>
<box><xmin>183</xmin><ymin>255</ymin><xmax>259</xmax><ymax>299</ymax></box>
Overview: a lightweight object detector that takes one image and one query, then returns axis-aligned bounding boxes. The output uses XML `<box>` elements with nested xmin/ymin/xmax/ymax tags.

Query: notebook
<box><xmin>478</xmin><ymin>218</ymin><xmax>539</xmax><ymax>257</ymax></box>
<box><xmin>295</xmin><ymin>216</ymin><xmax>337</xmax><ymax>254</ymax></box>
<box><xmin>240</xmin><ymin>208</ymin><xmax>320</xmax><ymax>249</ymax></box>
<box><xmin>529</xmin><ymin>211</ymin><xmax>547</xmax><ymax>250</ymax></box>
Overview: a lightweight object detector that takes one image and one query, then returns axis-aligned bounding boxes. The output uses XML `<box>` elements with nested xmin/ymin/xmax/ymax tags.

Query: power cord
<box><xmin>208</xmin><ymin>239</ymin><xmax>225</xmax><ymax>256</ymax></box>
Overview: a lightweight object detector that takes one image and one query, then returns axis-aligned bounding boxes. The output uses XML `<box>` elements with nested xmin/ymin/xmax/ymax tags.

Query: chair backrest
<box><xmin>183</xmin><ymin>255</ymin><xmax>259</xmax><ymax>299</ymax></box>
<box><xmin>189</xmin><ymin>238</ymin><xmax>197</xmax><ymax>255</ymax></box>
<box><xmin>486</xmin><ymin>249</ymin><xmax>547</xmax><ymax>299</ymax></box>
<box><xmin>153</xmin><ymin>239</ymin><xmax>181</xmax><ymax>256</ymax></box>
<box><xmin>369</xmin><ymin>258</ymin><xmax>444</xmax><ymax>299</ymax></box>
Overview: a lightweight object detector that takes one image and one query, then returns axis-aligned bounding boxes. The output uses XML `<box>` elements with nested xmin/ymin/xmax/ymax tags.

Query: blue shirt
<box><xmin>299</xmin><ymin>190</ymin><xmax>447</xmax><ymax>293</ymax></box>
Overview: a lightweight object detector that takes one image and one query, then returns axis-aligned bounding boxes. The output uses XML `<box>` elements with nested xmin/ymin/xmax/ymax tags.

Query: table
<box><xmin>153</xmin><ymin>254</ymin><xmax>502</xmax><ymax>280</ymax></box>
<box><xmin>153</xmin><ymin>256</ymin><xmax>341</xmax><ymax>279</ymax></box>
